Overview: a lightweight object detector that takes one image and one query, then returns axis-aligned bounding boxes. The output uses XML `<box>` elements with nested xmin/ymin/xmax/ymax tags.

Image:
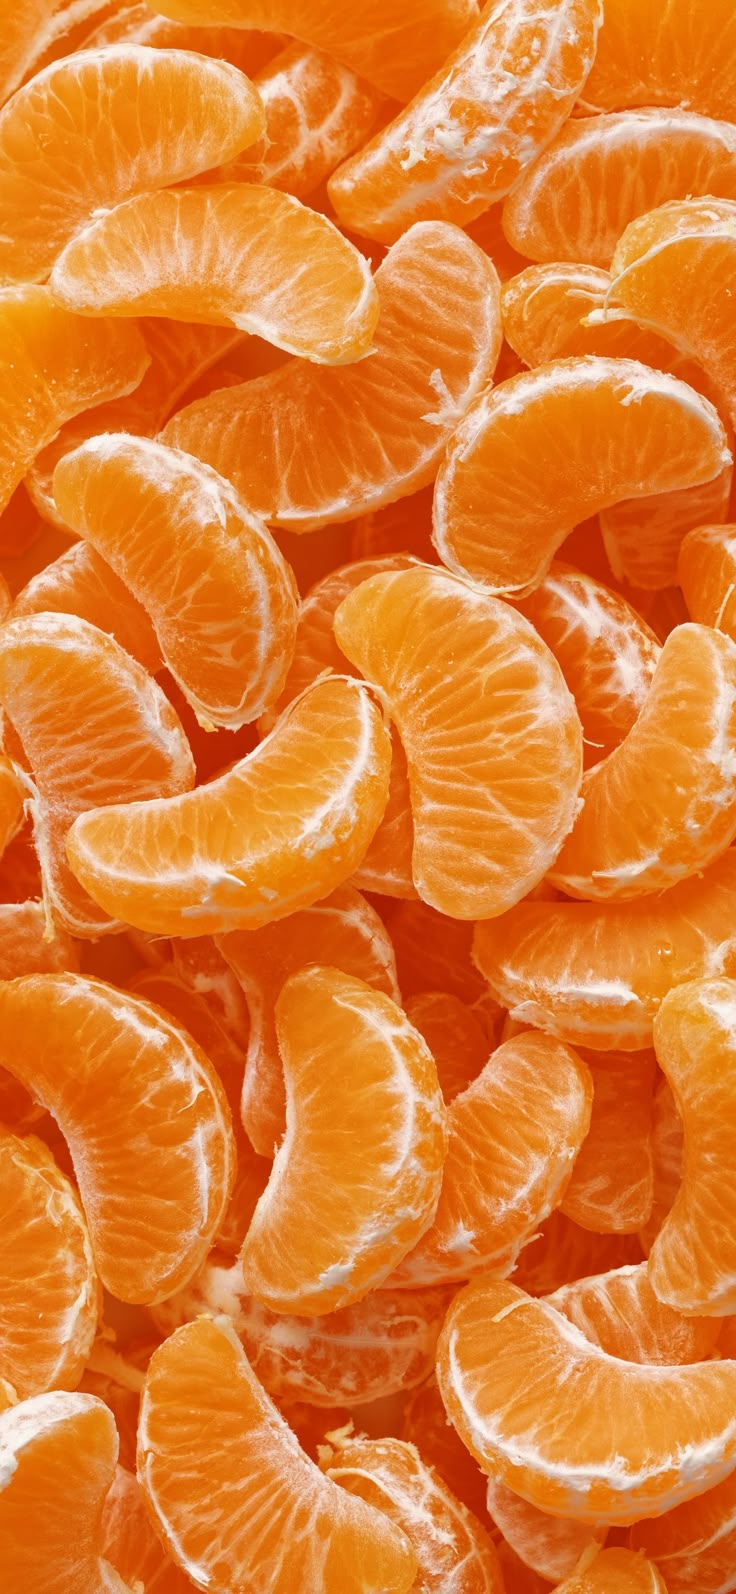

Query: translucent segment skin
<box><xmin>679</xmin><ymin>521</ymin><xmax>736</xmax><ymax>637</ymax></box>
<box><xmin>581</xmin><ymin>0</ymin><xmax>736</xmax><ymax>120</ymax></box>
<box><xmin>552</xmin><ymin>1547</ymin><xmax>668</xmax><ymax>1592</ymax></box>
<box><xmin>631</xmin><ymin>1463</ymin><xmax>736</xmax><ymax>1594</ymax></box>
<box><xmin>485</xmin><ymin>1475</ymin><xmax>603</xmax><ymax>1583</ymax></box>
<box><xmin>11</xmin><ymin>542</ymin><xmax>162</xmax><ymax>675</ymax></box>
<box><xmin>547</xmin><ymin>1262</ymin><xmax>722</xmax><ymax>1366</ymax></box>
<box><xmin>560</xmin><ymin>1050</ymin><xmax>656</xmax><ymax>1234</ymax></box>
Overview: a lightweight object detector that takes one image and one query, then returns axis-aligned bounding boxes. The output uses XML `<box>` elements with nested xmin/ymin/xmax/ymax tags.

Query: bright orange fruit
<box><xmin>0</xmin><ymin>900</ymin><xmax>78</xmax><ymax>981</ymax></box>
<box><xmin>512</xmin><ymin>1211</ymin><xmax>644</xmax><ymax>1297</ymax></box>
<box><xmin>240</xmin><ymin>966</ymin><xmax>447</xmax><ymax>1313</ymax></box>
<box><xmin>102</xmin><ymin>1465</ymin><xmax>193</xmax><ymax>1594</ymax></box>
<box><xmin>383</xmin><ymin>897</ymin><xmax>490</xmax><ymax>1007</ymax></box>
<box><xmin>485</xmin><ymin>1476</ymin><xmax>603</xmax><ymax>1583</ymax></box>
<box><xmin>560</xmin><ymin>1051</ymin><xmax>656</xmax><ymax>1235</ymax></box>
<box><xmin>0</xmin><ymin>0</ymin><xmax>61</xmax><ymax>104</ymax></box>
<box><xmin>553</xmin><ymin>1547</ymin><xmax>667</xmax><ymax>1592</ymax></box>
<box><xmin>639</xmin><ymin>1078</ymin><xmax>683</xmax><ymax>1258</ymax></box>
<box><xmin>78</xmin><ymin>1337</ymin><xmax>157</xmax><ymax>1475</ymax></box>
<box><xmin>500</xmin><ymin>262</ymin><xmax>682</xmax><ymax>370</ymax></box>
<box><xmin>547</xmin><ymin>1262</ymin><xmax>721</xmax><ymax>1366</ymax></box>
<box><xmin>11</xmin><ymin>541</ymin><xmax>162</xmax><ymax>675</ymax></box>
<box><xmin>631</xmin><ymin>1466</ymin><xmax>736</xmax><ymax>1594</ymax></box>
<box><xmin>581</xmin><ymin>0</ymin><xmax>736</xmax><ymax>121</ymax></box>
<box><xmin>679</xmin><ymin>521</ymin><xmax>736</xmax><ymax>636</ymax></box>
<box><xmin>402</xmin><ymin>1374</ymin><xmax>489</xmax><ymax>1522</ymax></box>
<box><xmin>404</xmin><ymin>992</ymin><xmax>489</xmax><ymax>1103</ymax></box>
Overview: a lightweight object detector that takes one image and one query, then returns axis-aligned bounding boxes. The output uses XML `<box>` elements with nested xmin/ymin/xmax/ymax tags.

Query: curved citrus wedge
<box><xmin>11</xmin><ymin>541</ymin><xmax>162</xmax><ymax>674</ymax></box>
<box><xmin>473</xmin><ymin>848</ymin><xmax>736</xmax><ymax>1050</ymax></box>
<box><xmin>327</xmin><ymin>0</ymin><xmax>602</xmax><ymax>244</ymax></box>
<box><xmin>560</xmin><ymin>1051</ymin><xmax>656</xmax><ymax>1234</ymax></box>
<box><xmin>0</xmin><ymin>0</ymin><xmax>61</xmax><ymax>104</ymax></box>
<box><xmin>0</xmin><ymin>44</ymin><xmax>265</xmax><ymax>284</ymax></box>
<box><xmin>0</xmin><ymin>286</ymin><xmax>148</xmax><ymax>517</ymax></box>
<box><xmin>500</xmin><ymin>262</ymin><xmax>683</xmax><ymax>370</ymax></box>
<box><xmin>513</xmin><ymin>1212</ymin><xmax>644</xmax><ymax>1297</ymax></box>
<box><xmin>102</xmin><ymin>1466</ymin><xmax>192</xmax><ymax>1594</ymax></box>
<box><xmin>679</xmin><ymin>520</ymin><xmax>736</xmax><ymax>636</ymax></box>
<box><xmin>151</xmin><ymin>1253</ymin><xmax>448</xmax><ymax>1408</ymax></box>
<box><xmin>138</xmin><ymin>1315</ymin><xmax>417</xmax><ymax>1594</ymax></box>
<box><xmin>161</xmin><ymin>222</ymin><xmax>502</xmax><ymax>528</ymax></box>
<box><xmin>436</xmin><ymin>1278</ymin><xmax>736</xmax><ymax>1524</ymax></box>
<box><xmin>648</xmin><ymin>976</ymin><xmax>736</xmax><ymax>1316</ymax></box>
<box><xmin>322</xmin><ymin>1434</ymin><xmax>504</xmax><ymax>1592</ymax></box>
<box><xmin>352</xmin><ymin>731</ymin><xmax>415</xmax><ymax>899</ymax></box>
<box><xmin>0</xmin><ymin>1390</ymin><xmax>131</xmax><ymax>1594</ymax></box>
<box><xmin>53</xmin><ymin>434</ymin><xmax>298</xmax><ymax>729</ymax></box>
<box><xmin>433</xmin><ymin>355</ymin><xmax>731</xmax><ymax>596</ymax></box>
<box><xmin>503</xmin><ymin>109</ymin><xmax>736</xmax><ymax>268</ymax></box>
<box><xmin>0</xmin><ymin>1131</ymin><xmax>99</xmax><ymax>1398</ymax></box>
<box><xmin>51</xmin><ymin>185</ymin><xmax>378</xmax><ymax>365</ymax></box>
<box><xmin>485</xmin><ymin>1478</ymin><xmax>603</xmax><ymax>1582</ymax></box>
<box><xmin>639</xmin><ymin>1079</ymin><xmax>683</xmax><ymax>1258</ymax></box>
<box><xmin>547</xmin><ymin>1262</ymin><xmax>722</xmax><ymax>1366</ymax></box>
<box><xmin>404</xmin><ymin>992</ymin><xmax>489</xmax><ymax>1103</ymax></box>
<box><xmin>0</xmin><ymin>756</ymin><xmax>25</xmax><ymax>863</ymax></box>
<box><xmin>391</xmin><ymin>1031</ymin><xmax>593</xmax><ymax>1285</ymax></box>
<box><xmin>66</xmin><ymin>676</ymin><xmax>391</xmax><ymax>937</ymax></box>
<box><xmin>582</xmin><ymin>0</ymin><xmax>736</xmax><ymax>120</ymax></box>
<box><xmin>631</xmin><ymin>1467</ymin><xmax>736</xmax><ymax>1594</ymax></box>
<box><xmin>553</xmin><ymin>1547</ymin><xmax>667</xmax><ymax>1592</ymax></box>
<box><xmin>0</xmin><ymin>612</ymin><xmax>194</xmax><ymax>936</ymax></box>
<box><xmin>0</xmin><ymin>901</ymin><xmax>78</xmax><ymax>980</ymax></box>
<box><xmin>402</xmin><ymin>1375</ymin><xmax>488</xmax><ymax>1521</ymax></box>
<box><xmin>240</xmin><ymin>965</ymin><xmax>447</xmax><ymax>1314</ymax></box>
<box><xmin>334</xmin><ymin>563</ymin><xmax>582</xmax><ymax>919</ymax></box>
<box><xmin>0</xmin><ymin>973</ymin><xmax>235</xmax><ymax>1304</ymax></box>
<box><xmin>217</xmin><ymin>883</ymin><xmax>399</xmax><ymax>1155</ymax></box>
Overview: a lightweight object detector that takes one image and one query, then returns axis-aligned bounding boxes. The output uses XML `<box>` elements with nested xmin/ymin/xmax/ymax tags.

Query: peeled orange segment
<box><xmin>351</xmin><ymin>731</ymin><xmax>415</xmax><ymax>899</ymax></box>
<box><xmin>437</xmin><ymin>1277</ymin><xmax>736</xmax><ymax>1526</ymax></box>
<box><xmin>0</xmin><ymin>901</ymin><xmax>78</xmax><ymax>980</ymax></box>
<box><xmin>51</xmin><ymin>186</ymin><xmax>379</xmax><ymax>367</ymax></box>
<box><xmin>11</xmin><ymin>542</ymin><xmax>162</xmax><ymax>675</ymax></box>
<box><xmin>553</xmin><ymin>1548</ymin><xmax>668</xmax><ymax>1592</ymax></box>
<box><xmin>161</xmin><ymin>222</ymin><xmax>502</xmax><ymax>529</ymax></box>
<box><xmin>151</xmin><ymin>1253</ymin><xmax>448</xmax><ymax>1408</ymax></box>
<box><xmin>433</xmin><ymin>355</ymin><xmax>731</xmax><ymax>597</ymax></box>
<box><xmin>0</xmin><ymin>973</ymin><xmax>235</xmax><ymax>1304</ymax></box>
<box><xmin>0</xmin><ymin>1132</ymin><xmax>99</xmax><ymax>1399</ymax></box>
<box><xmin>547</xmin><ymin>1262</ymin><xmax>722</xmax><ymax>1367</ymax></box>
<box><xmin>0</xmin><ymin>612</ymin><xmax>195</xmax><ymax>936</ymax></box>
<box><xmin>503</xmin><ymin>109</ymin><xmax>736</xmax><ymax>268</ymax></box>
<box><xmin>581</xmin><ymin>0</ymin><xmax>736</xmax><ymax>120</ymax></box>
<box><xmin>560</xmin><ymin>1051</ymin><xmax>656</xmax><ymax>1235</ymax></box>
<box><xmin>500</xmin><ymin>263</ymin><xmax>683</xmax><ymax>370</ymax></box>
<box><xmin>139</xmin><ymin>1316</ymin><xmax>417</xmax><ymax>1594</ymax></box>
<box><xmin>66</xmin><ymin>676</ymin><xmax>391</xmax><ymax>938</ymax></box>
<box><xmin>0</xmin><ymin>756</ymin><xmax>25</xmax><ymax>862</ymax></box>
<box><xmin>102</xmin><ymin>1466</ymin><xmax>193</xmax><ymax>1594</ymax></box>
<box><xmin>631</xmin><ymin>1470</ymin><xmax>736</xmax><ymax>1594</ymax></box>
<box><xmin>141</xmin><ymin>0</ymin><xmax>474</xmax><ymax>100</ymax></box>
<box><xmin>81</xmin><ymin>11</ymin><xmax>282</xmax><ymax>71</ymax></box>
<box><xmin>327</xmin><ymin>0</ymin><xmax>602</xmax><ymax>245</ymax></box>
<box><xmin>334</xmin><ymin>564</ymin><xmax>583</xmax><ymax>919</ymax></box>
<box><xmin>0</xmin><ymin>44</ymin><xmax>265</xmax><ymax>285</ymax></box>
<box><xmin>639</xmin><ymin>1080</ymin><xmax>683</xmax><ymax>1258</ymax></box>
<box><xmin>514</xmin><ymin>1212</ymin><xmax>644</xmax><ymax>1298</ymax></box>
<box><xmin>241</xmin><ymin>966</ymin><xmax>447</xmax><ymax>1314</ymax></box>
<box><xmin>0</xmin><ymin>0</ymin><xmax>61</xmax><ymax>104</ymax></box>
<box><xmin>322</xmin><ymin>1435</ymin><xmax>504</xmax><ymax>1593</ymax></box>
<box><xmin>515</xmin><ymin>563</ymin><xmax>661</xmax><ymax>769</ymax></box>
<box><xmin>391</xmin><ymin>1032</ymin><xmax>593</xmax><ymax>1286</ymax></box>
<box><xmin>0</xmin><ymin>1391</ymin><xmax>131</xmax><ymax>1594</ymax></box>
<box><xmin>385</xmin><ymin>897</ymin><xmax>489</xmax><ymax>1006</ymax></box>
<box><xmin>217</xmin><ymin>884</ymin><xmax>399</xmax><ymax>1156</ymax></box>
<box><xmin>53</xmin><ymin>434</ymin><xmax>299</xmax><ymax>730</ymax></box>
<box><xmin>600</xmin><ymin>467</ymin><xmax>734</xmax><ymax>594</ymax></box>
<box><xmin>402</xmin><ymin>1375</ymin><xmax>488</xmax><ymax>1522</ymax></box>
<box><xmin>473</xmin><ymin>849</ymin><xmax>736</xmax><ymax>1051</ymax></box>
<box><xmin>0</xmin><ymin>286</ymin><xmax>148</xmax><ymax>518</ymax></box>
<box><xmin>679</xmin><ymin>521</ymin><xmax>736</xmax><ymax>636</ymax></box>
<box><xmin>485</xmin><ymin>1478</ymin><xmax>603</xmax><ymax>1583</ymax></box>
<box><xmin>225</xmin><ymin>43</ymin><xmax>383</xmax><ymax>198</ymax></box>
<box><xmin>405</xmin><ymin>993</ymin><xmax>489</xmax><ymax>1104</ymax></box>
<box><xmin>79</xmin><ymin>1340</ymin><xmax>154</xmax><ymax>1475</ymax></box>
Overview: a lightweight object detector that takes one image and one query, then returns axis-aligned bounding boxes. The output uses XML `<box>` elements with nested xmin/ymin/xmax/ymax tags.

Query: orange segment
<box><xmin>648</xmin><ymin>976</ymin><xmax>736</xmax><ymax>1316</ymax></box>
<box><xmin>240</xmin><ymin>966</ymin><xmax>447</xmax><ymax>1314</ymax></box>
<box><xmin>11</xmin><ymin>541</ymin><xmax>162</xmax><ymax>675</ymax></box>
<box><xmin>513</xmin><ymin>1212</ymin><xmax>644</xmax><ymax>1297</ymax></box>
<box><xmin>552</xmin><ymin>1547</ymin><xmax>667</xmax><ymax>1592</ymax></box>
<box><xmin>0</xmin><ymin>612</ymin><xmax>194</xmax><ymax>936</ymax></box>
<box><xmin>402</xmin><ymin>1375</ymin><xmax>489</xmax><ymax>1522</ymax></box>
<box><xmin>78</xmin><ymin>1338</ymin><xmax>155</xmax><ymax>1474</ymax></box>
<box><xmin>0</xmin><ymin>44</ymin><xmax>265</xmax><ymax>283</ymax></box>
<box><xmin>0</xmin><ymin>900</ymin><xmax>78</xmax><ymax>979</ymax></box>
<box><xmin>0</xmin><ymin>973</ymin><xmax>235</xmax><ymax>1304</ymax></box>
<box><xmin>161</xmin><ymin>222</ymin><xmax>502</xmax><ymax>529</ymax></box>
<box><xmin>66</xmin><ymin>676</ymin><xmax>392</xmax><ymax>937</ymax></box>
<box><xmin>138</xmin><ymin>1316</ymin><xmax>417</xmax><ymax>1594</ymax></box>
<box><xmin>679</xmin><ymin>521</ymin><xmax>736</xmax><ymax>635</ymax></box>
<box><xmin>560</xmin><ymin>1051</ymin><xmax>656</xmax><ymax>1235</ymax></box>
<box><xmin>485</xmin><ymin>1477</ymin><xmax>603</xmax><ymax>1583</ymax></box>
<box><xmin>473</xmin><ymin>848</ymin><xmax>736</xmax><ymax>1051</ymax></box>
<box><xmin>0</xmin><ymin>0</ymin><xmax>60</xmax><ymax>103</ymax></box>
<box><xmin>503</xmin><ymin>109</ymin><xmax>736</xmax><ymax>267</ymax></box>
<box><xmin>151</xmin><ymin>1253</ymin><xmax>449</xmax><ymax>1408</ymax></box>
<box><xmin>0</xmin><ymin>1391</ymin><xmax>131</xmax><ymax>1594</ymax></box>
<box><xmin>500</xmin><ymin>262</ymin><xmax>683</xmax><ymax>370</ymax></box>
<box><xmin>51</xmin><ymin>185</ymin><xmax>379</xmax><ymax>365</ymax></box>
<box><xmin>547</xmin><ymin>1262</ymin><xmax>722</xmax><ymax>1366</ymax></box>
<box><xmin>600</xmin><ymin>468</ymin><xmax>734</xmax><ymax>594</ymax></box>
<box><xmin>581</xmin><ymin>0</ymin><xmax>736</xmax><ymax>120</ymax></box>
<box><xmin>327</xmin><ymin>0</ymin><xmax>602</xmax><ymax>243</ymax></box>
<box><xmin>639</xmin><ymin>1079</ymin><xmax>683</xmax><ymax>1258</ymax></box>
<box><xmin>433</xmin><ymin>355</ymin><xmax>731</xmax><ymax>596</ymax></box>
<box><xmin>82</xmin><ymin>11</ymin><xmax>282</xmax><ymax>72</ymax></box>
<box><xmin>404</xmin><ymin>992</ymin><xmax>489</xmax><ymax>1103</ymax></box>
<box><xmin>0</xmin><ymin>1131</ymin><xmax>99</xmax><ymax>1398</ymax></box>
<box><xmin>392</xmin><ymin>1031</ymin><xmax>593</xmax><ymax>1285</ymax></box>
<box><xmin>0</xmin><ymin>286</ymin><xmax>148</xmax><ymax>517</ymax></box>
<box><xmin>436</xmin><ymin>1277</ymin><xmax>736</xmax><ymax>1524</ymax></box>
<box><xmin>102</xmin><ymin>1466</ymin><xmax>193</xmax><ymax>1594</ymax></box>
<box><xmin>217</xmin><ymin>883</ymin><xmax>399</xmax><ymax>1156</ymax></box>
<box><xmin>334</xmin><ymin>564</ymin><xmax>583</xmax><ymax>919</ymax></box>
<box><xmin>0</xmin><ymin>755</ymin><xmax>25</xmax><ymax>863</ymax></box>
<box><xmin>631</xmin><ymin>1468</ymin><xmax>736</xmax><ymax>1594</ymax></box>
<box><xmin>322</xmin><ymin>1434</ymin><xmax>504</xmax><ymax>1592</ymax></box>
<box><xmin>53</xmin><ymin>434</ymin><xmax>298</xmax><ymax>729</ymax></box>
<box><xmin>351</xmin><ymin>730</ymin><xmax>415</xmax><ymax>900</ymax></box>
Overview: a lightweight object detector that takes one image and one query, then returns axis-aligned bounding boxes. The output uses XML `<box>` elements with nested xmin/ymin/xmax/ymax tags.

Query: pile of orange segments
<box><xmin>6</xmin><ymin>1</ymin><xmax>736</xmax><ymax>1591</ymax></box>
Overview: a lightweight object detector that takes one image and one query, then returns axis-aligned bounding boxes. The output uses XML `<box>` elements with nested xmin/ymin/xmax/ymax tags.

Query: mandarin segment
<box><xmin>581</xmin><ymin>0</ymin><xmax>736</xmax><ymax>120</ymax></box>
<box><xmin>485</xmin><ymin>1477</ymin><xmax>603</xmax><ymax>1583</ymax></box>
<box><xmin>679</xmin><ymin>521</ymin><xmax>736</xmax><ymax>636</ymax></box>
<box><xmin>404</xmin><ymin>993</ymin><xmax>489</xmax><ymax>1103</ymax></box>
<box><xmin>101</xmin><ymin>1466</ymin><xmax>194</xmax><ymax>1594</ymax></box>
<box><xmin>402</xmin><ymin>1374</ymin><xmax>489</xmax><ymax>1523</ymax></box>
<box><xmin>560</xmin><ymin>1051</ymin><xmax>656</xmax><ymax>1235</ymax></box>
<box><xmin>11</xmin><ymin>541</ymin><xmax>162</xmax><ymax>675</ymax></box>
<box><xmin>553</xmin><ymin>1547</ymin><xmax>668</xmax><ymax>1593</ymax></box>
<box><xmin>631</xmin><ymin>1467</ymin><xmax>736</xmax><ymax>1594</ymax></box>
<box><xmin>547</xmin><ymin>1262</ymin><xmax>722</xmax><ymax>1367</ymax></box>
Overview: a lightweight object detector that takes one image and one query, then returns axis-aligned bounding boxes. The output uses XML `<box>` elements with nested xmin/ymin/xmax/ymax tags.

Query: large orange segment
<box><xmin>631</xmin><ymin>1468</ymin><xmax>736</xmax><ymax>1594</ymax></box>
<box><xmin>0</xmin><ymin>286</ymin><xmax>148</xmax><ymax>517</ymax></box>
<box><xmin>51</xmin><ymin>185</ymin><xmax>379</xmax><ymax>365</ymax></box>
<box><xmin>503</xmin><ymin>109</ymin><xmax>736</xmax><ymax>267</ymax></box>
<box><xmin>240</xmin><ymin>966</ymin><xmax>447</xmax><ymax>1314</ymax></box>
<box><xmin>102</xmin><ymin>1466</ymin><xmax>193</xmax><ymax>1594</ymax></box>
<box><xmin>679</xmin><ymin>521</ymin><xmax>736</xmax><ymax>636</ymax></box>
<box><xmin>553</xmin><ymin>1548</ymin><xmax>667</xmax><ymax>1592</ymax></box>
<box><xmin>0</xmin><ymin>613</ymin><xmax>194</xmax><ymax>935</ymax></box>
<box><xmin>0</xmin><ymin>973</ymin><xmax>235</xmax><ymax>1304</ymax></box>
<box><xmin>53</xmin><ymin>434</ymin><xmax>298</xmax><ymax>729</ymax></box>
<box><xmin>138</xmin><ymin>1316</ymin><xmax>417</xmax><ymax>1593</ymax></box>
<box><xmin>473</xmin><ymin>849</ymin><xmax>736</xmax><ymax>1051</ymax></box>
<box><xmin>0</xmin><ymin>44</ymin><xmax>265</xmax><ymax>284</ymax></box>
<box><xmin>217</xmin><ymin>883</ymin><xmax>399</xmax><ymax>1156</ymax></box>
<box><xmin>11</xmin><ymin>541</ymin><xmax>162</xmax><ymax>675</ymax></box>
<box><xmin>437</xmin><ymin>1278</ymin><xmax>736</xmax><ymax>1525</ymax></box>
<box><xmin>66</xmin><ymin>677</ymin><xmax>392</xmax><ymax>937</ymax></box>
<box><xmin>561</xmin><ymin>1051</ymin><xmax>655</xmax><ymax>1235</ymax></box>
<box><xmin>392</xmin><ymin>1031</ymin><xmax>592</xmax><ymax>1285</ymax></box>
<box><xmin>581</xmin><ymin>0</ymin><xmax>736</xmax><ymax>120</ymax></box>
<box><xmin>404</xmin><ymin>993</ymin><xmax>489</xmax><ymax>1103</ymax></box>
<box><xmin>0</xmin><ymin>1391</ymin><xmax>131</xmax><ymax>1594</ymax></box>
<box><xmin>485</xmin><ymin>1478</ymin><xmax>602</xmax><ymax>1582</ymax></box>
<box><xmin>161</xmin><ymin>222</ymin><xmax>502</xmax><ymax>529</ymax></box>
<box><xmin>547</xmin><ymin>1263</ymin><xmax>721</xmax><ymax>1367</ymax></box>
<box><xmin>151</xmin><ymin>1253</ymin><xmax>448</xmax><ymax>1408</ymax></box>
<box><xmin>433</xmin><ymin>356</ymin><xmax>731</xmax><ymax>596</ymax></box>
<box><xmin>322</xmin><ymin>1435</ymin><xmax>504</xmax><ymax>1592</ymax></box>
<box><xmin>0</xmin><ymin>1131</ymin><xmax>99</xmax><ymax>1399</ymax></box>
<box><xmin>334</xmin><ymin>564</ymin><xmax>582</xmax><ymax>919</ymax></box>
<box><xmin>327</xmin><ymin>0</ymin><xmax>602</xmax><ymax>244</ymax></box>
